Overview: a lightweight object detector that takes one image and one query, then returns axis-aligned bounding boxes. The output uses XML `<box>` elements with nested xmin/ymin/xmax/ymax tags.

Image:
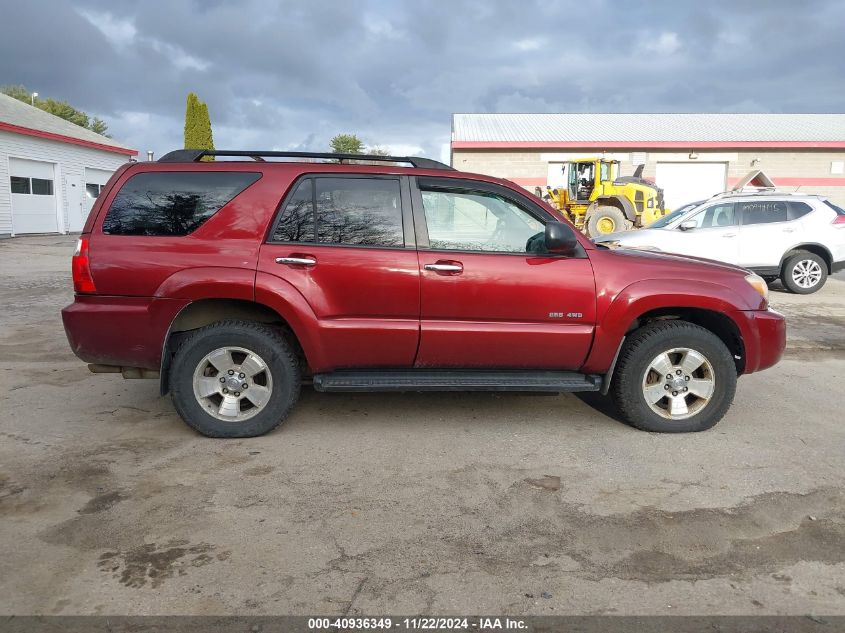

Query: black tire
<box><xmin>169</xmin><ymin>320</ymin><xmax>300</xmax><ymax>438</ymax></box>
<box><xmin>586</xmin><ymin>206</ymin><xmax>628</xmax><ymax>237</ymax></box>
<box><xmin>781</xmin><ymin>251</ymin><xmax>827</xmax><ymax>294</ymax></box>
<box><xmin>611</xmin><ymin>321</ymin><xmax>737</xmax><ymax>433</ymax></box>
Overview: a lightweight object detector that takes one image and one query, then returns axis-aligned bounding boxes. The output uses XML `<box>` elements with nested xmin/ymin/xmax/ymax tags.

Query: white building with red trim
<box><xmin>451</xmin><ymin>113</ymin><xmax>845</xmax><ymax>208</ymax></box>
<box><xmin>0</xmin><ymin>92</ymin><xmax>137</xmax><ymax>237</ymax></box>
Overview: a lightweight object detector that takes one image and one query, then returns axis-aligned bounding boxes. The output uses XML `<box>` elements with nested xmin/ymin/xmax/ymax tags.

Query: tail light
<box><xmin>833</xmin><ymin>215</ymin><xmax>845</xmax><ymax>225</ymax></box>
<box><xmin>72</xmin><ymin>237</ymin><xmax>96</xmax><ymax>293</ymax></box>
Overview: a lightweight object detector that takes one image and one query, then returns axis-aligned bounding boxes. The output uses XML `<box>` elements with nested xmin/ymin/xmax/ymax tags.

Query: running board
<box><xmin>312</xmin><ymin>370</ymin><xmax>602</xmax><ymax>393</ymax></box>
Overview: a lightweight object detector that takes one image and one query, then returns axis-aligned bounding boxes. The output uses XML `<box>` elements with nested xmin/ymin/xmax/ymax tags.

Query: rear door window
<box><xmin>102</xmin><ymin>171</ymin><xmax>261</xmax><ymax>236</ymax></box>
<box><xmin>739</xmin><ymin>200</ymin><xmax>788</xmax><ymax>225</ymax></box>
<box><xmin>271</xmin><ymin>176</ymin><xmax>404</xmax><ymax>247</ymax></box>
<box><xmin>272</xmin><ymin>179</ymin><xmax>314</xmax><ymax>242</ymax></box>
<box><xmin>316</xmin><ymin>178</ymin><xmax>403</xmax><ymax>246</ymax></box>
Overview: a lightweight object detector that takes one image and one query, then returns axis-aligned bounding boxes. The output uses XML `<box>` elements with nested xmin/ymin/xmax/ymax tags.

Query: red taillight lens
<box><xmin>833</xmin><ymin>215</ymin><xmax>845</xmax><ymax>225</ymax></box>
<box><xmin>72</xmin><ymin>237</ymin><xmax>96</xmax><ymax>293</ymax></box>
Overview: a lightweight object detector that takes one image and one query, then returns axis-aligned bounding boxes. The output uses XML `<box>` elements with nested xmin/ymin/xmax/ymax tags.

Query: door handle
<box><xmin>782</xmin><ymin>228</ymin><xmax>796</xmax><ymax>233</ymax></box>
<box><xmin>722</xmin><ymin>233</ymin><xmax>737</xmax><ymax>238</ymax></box>
<box><xmin>276</xmin><ymin>256</ymin><xmax>316</xmax><ymax>266</ymax></box>
<box><xmin>424</xmin><ymin>262</ymin><xmax>463</xmax><ymax>273</ymax></box>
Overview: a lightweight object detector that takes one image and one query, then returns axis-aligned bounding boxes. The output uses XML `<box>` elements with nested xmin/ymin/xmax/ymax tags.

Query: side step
<box><xmin>312</xmin><ymin>370</ymin><xmax>602</xmax><ymax>393</ymax></box>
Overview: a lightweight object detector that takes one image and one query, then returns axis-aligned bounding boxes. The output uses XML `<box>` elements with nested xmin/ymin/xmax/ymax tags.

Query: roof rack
<box><xmin>157</xmin><ymin>149</ymin><xmax>454</xmax><ymax>170</ymax></box>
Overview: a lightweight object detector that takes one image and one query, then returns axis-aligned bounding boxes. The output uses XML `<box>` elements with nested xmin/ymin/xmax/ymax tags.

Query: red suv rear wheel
<box><xmin>169</xmin><ymin>320</ymin><xmax>300</xmax><ymax>438</ymax></box>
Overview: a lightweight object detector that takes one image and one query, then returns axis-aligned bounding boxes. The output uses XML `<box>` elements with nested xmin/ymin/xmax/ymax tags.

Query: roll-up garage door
<box><xmin>655</xmin><ymin>162</ymin><xmax>727</xmax><ymax>211</ymax></box>
<box><xmin>9</xmin><ymin>158</ymin><xmax>58</xmax><ymax>234</ymax></box>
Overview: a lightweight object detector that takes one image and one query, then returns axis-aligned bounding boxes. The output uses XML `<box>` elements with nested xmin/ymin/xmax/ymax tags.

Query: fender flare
<box><xmin>253</xmin><ymin>271</ymin><xmax>326</xmax><ymax>370</ymax></box>
<box><xmin>155</xmin><ymin>266</ymin><xmax>255</xmax><ymax>301</ymax></box>
<box><xmin>780</xmin><ymin>243</ymin><xmax>835</xmax><ymax>273</ymax></box>
<box><xmin>155</xmin><ymin>269</ymin><xmax>323</xmax><ymax>394</ymax></box>
<box><xmin>581</xmin><ymin>278</ymin><xmax>752</xmax><ymax>374</ymax></box>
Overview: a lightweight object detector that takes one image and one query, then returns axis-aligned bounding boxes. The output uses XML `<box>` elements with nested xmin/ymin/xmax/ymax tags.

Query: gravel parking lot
<box><xmin>1</xmin><ymin>234</ymin><xmax>843</xmax><ymax>616</ymax></box>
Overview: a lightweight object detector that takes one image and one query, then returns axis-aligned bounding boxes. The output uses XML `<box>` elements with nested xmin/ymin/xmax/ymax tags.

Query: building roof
<box><xmin>452</xmin><ymin>113</ymin><xmax>845</xmax><ymax>149</ymax></box>
<box><xmin>0</xmin><ymin>92</ymin><xmax>136</xmax><ymax>156</ymax></box>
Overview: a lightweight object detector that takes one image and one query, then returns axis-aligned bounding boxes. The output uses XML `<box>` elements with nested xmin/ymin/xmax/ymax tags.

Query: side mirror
<box><xmin>545</xmin><ymin>221</ymin><xmax>579</xmax><ymax>256</ymax></box>
<box><xmin>679</xmin><ymin>220</ymin><xmax>697</xmax><ymax>231</ymax></box>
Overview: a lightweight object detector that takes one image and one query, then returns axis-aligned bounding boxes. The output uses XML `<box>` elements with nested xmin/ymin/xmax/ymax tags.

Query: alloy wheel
<box><xmin>192</xmin><ymin>346</ymin><xmax>273</xmax><ymax>421</ymax></box>
<box><xmin>641</xmin><ymin>347</ymin><xmax>715</xmax><ymax>420</ymax></box>
<box><xmin>791</xmin><ymin>259</ymin><xmax>822</xmax><ymax>289</ymax></box>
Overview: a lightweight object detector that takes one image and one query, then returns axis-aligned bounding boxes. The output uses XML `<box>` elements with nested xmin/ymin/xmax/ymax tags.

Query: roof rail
<box><xmin>157</xmin><ymin>149</ymin><xmax>454</xmax><ymax>170</ymax></box>
<box><xmin>713</xmin><ymin>186</ymin><xmax>792</xmax><ymax>199</ymax></box>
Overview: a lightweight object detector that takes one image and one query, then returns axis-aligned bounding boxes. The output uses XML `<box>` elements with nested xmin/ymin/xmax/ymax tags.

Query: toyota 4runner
<box><xmin>62</xmin><ymin>150</ymin><xmax>786</xmax><ymax>438</ymax></box>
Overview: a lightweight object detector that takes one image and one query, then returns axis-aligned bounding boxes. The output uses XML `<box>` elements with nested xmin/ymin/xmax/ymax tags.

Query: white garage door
<box><xmin>655</xmin><ymin>162</ymin><xmax>727</xmax><ymax>211</ymax></box>
<box><xmin>9</xmin><ymin>157</ymin><xmax>58</xmax><ymax>234</ymax></box>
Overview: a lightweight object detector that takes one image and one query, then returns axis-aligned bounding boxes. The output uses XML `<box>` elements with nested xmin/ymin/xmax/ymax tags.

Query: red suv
<box><xmin>62</xmin><ymin>150</ymin><xmax>786</xmax><ymax>438</ymax></box>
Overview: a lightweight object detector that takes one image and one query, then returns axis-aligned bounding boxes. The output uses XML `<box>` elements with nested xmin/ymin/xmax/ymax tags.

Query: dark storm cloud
<box><xmin>1</xmin><ymin>0</ymin><xmax>843</xmax><ymax>159</ymax></box>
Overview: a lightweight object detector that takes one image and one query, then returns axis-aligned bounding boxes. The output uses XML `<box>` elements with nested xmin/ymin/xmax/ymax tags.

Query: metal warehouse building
<box><xmin>451</xmin><ymin>113</ymin><xmax>845</xmax><ymax>208</ymax></box>
<box><xmin>0</xmin><ymin>93</ymin><xmax>137</xmax><ymax>237</ymax></box>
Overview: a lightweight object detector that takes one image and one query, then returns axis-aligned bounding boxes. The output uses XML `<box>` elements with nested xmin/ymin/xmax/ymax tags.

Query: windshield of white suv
<box><xmin>648</xmin><ymin>200</ymin><xmax>705</xmax><ymax>229</ymax></box>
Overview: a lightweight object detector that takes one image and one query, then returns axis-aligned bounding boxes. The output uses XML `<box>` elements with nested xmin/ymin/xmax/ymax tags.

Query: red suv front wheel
<box><xmin>611</xmin><ymin>321</ymin><xmax>737</xmax><ymax>432</ymax></box>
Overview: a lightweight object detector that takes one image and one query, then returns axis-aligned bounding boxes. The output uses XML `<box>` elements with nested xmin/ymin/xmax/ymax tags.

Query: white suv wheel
<box><xmin>791</xmin><ymin>259</ymin><xmax>822</xmax><ymax>289</ymax></box>
<box><xmin>782</xmin><ymin>250</ymin><xmax>828</xmax><ymax>295</ymax></box>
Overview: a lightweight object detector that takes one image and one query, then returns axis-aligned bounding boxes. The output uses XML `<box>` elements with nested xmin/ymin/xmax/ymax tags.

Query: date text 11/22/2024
<box><xmin>307</xmin><ymin>617</ymin><xmax>528</xmax><ymax>630</ymax></box>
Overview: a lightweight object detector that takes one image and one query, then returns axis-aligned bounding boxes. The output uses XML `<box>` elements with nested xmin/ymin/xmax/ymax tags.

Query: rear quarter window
<box><xmin>102</xmin><ymin>171</ymin><xmax>261</xmax><ymax>236</ymax></box>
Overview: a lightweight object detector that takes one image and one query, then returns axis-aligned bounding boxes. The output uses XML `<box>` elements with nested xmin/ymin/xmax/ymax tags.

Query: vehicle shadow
<box><xmin>767</xmin><ymin>279</ymin><xmax>790</xmax><ymax>294</ymax></box>
<box><xmin>573</xmin><ymin>390</ymin><xmax>632</xmax><ymax>427</ymax></box>
<box><xmin>285</xmin><ymin>387</ymin><xmax>634</xmax><ymax>433</ymax></box>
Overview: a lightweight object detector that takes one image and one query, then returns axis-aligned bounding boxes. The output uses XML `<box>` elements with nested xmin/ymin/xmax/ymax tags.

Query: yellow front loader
<box><xmin>542</xmin><ymin>159</ymin><xmax>669</xmax><ymax>237</ymax></box>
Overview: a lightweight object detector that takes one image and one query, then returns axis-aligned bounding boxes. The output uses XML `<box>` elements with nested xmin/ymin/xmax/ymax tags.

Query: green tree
<box><xmin>1</xmin><ymin>84</ymin><xmax>31</xmax><ymax>103</ymax></box>
<box><xmin>330</xmin><ymin>133</ymin><xmax>364</xmax><ymax>154</ymax></box>
<box><xmin>1</xmin><ymin>84</ymin><xmax>110</xmax><ymax>137</ymax></box>
<box><xmin>367</xmin><ymin>145</ymin><xmax>390</xmax><ymax>156</ymax></box>
<box><xmin>90</xmin><ymin>117</ymin><xmax>108</xmax><ymax>136</ymax></box>
<box><xmin>184</xmin><ymin>92</ymin><xmax>215</xmax><ymax>161</ymax></box>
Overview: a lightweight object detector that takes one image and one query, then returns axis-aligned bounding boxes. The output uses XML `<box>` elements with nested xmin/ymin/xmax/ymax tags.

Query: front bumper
<box><xmin>736</xmin><ymin>308</ymin><xmax>786</xmax><ymax>374</ymax></box>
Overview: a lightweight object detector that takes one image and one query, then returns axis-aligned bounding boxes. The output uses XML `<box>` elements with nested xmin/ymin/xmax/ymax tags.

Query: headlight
<box><xmin>745</xmin><ymin>273</ymin><xmax>769</xmax><ymax>304</ymax></box>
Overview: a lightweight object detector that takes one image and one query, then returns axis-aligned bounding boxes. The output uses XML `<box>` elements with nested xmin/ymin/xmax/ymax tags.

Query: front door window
<box><xmin>421</xmin><ymin>189</ymin><xmax>544</xmax><ymax>254</ymax></box>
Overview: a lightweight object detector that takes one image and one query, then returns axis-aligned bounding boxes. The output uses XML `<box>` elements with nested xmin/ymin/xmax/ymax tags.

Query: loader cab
<box><xmin>569</xmin><ymin>161</ymin><xmax>595</xmax><ymax>202</ymax></box>
<box><xmin>567</xmin><ymin>159</ymin><xmax>619</xmax><ymax>202</ymax></box>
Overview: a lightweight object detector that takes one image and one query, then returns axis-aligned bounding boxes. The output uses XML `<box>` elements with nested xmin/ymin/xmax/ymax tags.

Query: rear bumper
<box><xmin>735</xmin><ymin>308</ymin><xmax>786</xmax><ymax>374</ymax></box>
<box><xmin>62</xmin><ymin>295</ymin><xmax>188</xmax><ymax>370</ymax></box>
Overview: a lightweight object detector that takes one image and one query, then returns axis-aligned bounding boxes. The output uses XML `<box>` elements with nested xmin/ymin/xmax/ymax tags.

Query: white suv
<box><xmin>594</xmin><ymin>192</ymin><xmax>845</xmax><ymax>293</ymax></box>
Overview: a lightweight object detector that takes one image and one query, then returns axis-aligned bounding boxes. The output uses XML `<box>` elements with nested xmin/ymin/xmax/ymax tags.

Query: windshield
<box><xmin>648</xmin><ymin>200</ymin><xmax>705</xmax><ymax>228</ymax></box>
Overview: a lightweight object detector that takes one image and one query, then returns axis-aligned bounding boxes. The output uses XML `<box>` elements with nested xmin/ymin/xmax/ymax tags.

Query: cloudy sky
<box><xmin>1</xmin><ymin>0</ymin><xmax>843</xmax><ymax>161</ymax></box>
